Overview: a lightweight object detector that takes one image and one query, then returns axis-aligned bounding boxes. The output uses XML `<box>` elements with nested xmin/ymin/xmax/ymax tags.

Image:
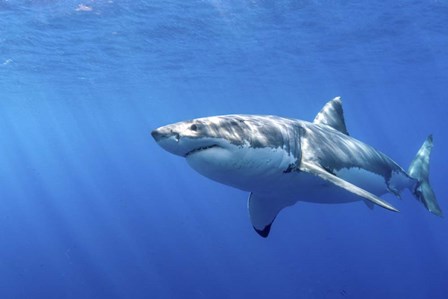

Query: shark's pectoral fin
<box><xmin>248</xmin><ymin>193</ymin><xmax>292</xmax><ymax>238</ymax></box>
<box><xmin>300</xmin><ymin>161</ymin><xmax>399</xmax><ymax>212</ymax></box>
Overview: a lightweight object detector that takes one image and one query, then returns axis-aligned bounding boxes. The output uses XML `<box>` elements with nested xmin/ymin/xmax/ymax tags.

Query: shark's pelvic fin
<box><xmin>248</xmin><ymin>193</ymin><xmax>290</xmax><ymax>238</ymax></box>
<box><xmin>408</xmin><ymin>135</ymin><xmax>443</xmax><ymax>217</ymax></box>
<box><xmin>363</xmin><ymin>199</ymin><xmax>375</xmax><ymax>210</ymax></box>
<box><xmin>300</xmin><ymin>161</ymin><xmax>399</xmax><ymax>212</ymax></box>
<box><xmin>313</xmin><ymin>96</ymin><xmax>349</xmax><ymax>135</ymax></box>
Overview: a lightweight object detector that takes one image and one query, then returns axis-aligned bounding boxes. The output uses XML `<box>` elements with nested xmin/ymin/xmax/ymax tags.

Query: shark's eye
<box><xmin>190</xmin><ymin>124</ymin><xmax>198</xmax><ymax>131</ymax></box>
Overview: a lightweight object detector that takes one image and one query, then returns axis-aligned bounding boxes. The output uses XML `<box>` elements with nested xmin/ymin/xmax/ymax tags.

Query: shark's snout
<box><xmin>151</xmin><ymin>129</ymin><xmax>164</xmax><ymax>141</ymax></box>
<box><xmin>151</xmin><ymin>127</ymin><xmax>180</xmax><ymax>143</ymax></box>
<box><xmin>152</xmin><ymin>126</ymin><xmax>185</xmax><ymax>156</ymax></box>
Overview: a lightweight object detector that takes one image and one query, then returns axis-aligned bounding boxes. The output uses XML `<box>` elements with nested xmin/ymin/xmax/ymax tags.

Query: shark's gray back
<box><xmin>193</xmin><ymin>114</ymin><xmax>303</xmax><ymax>160</ymax></box>
<box><xmin>197</xmin><ymin>114</ymin><xmax>408</xmax><ymax>183</ymax></box>
<box><xmin>300</xmin><ymin>121</ymin><xmax>408</xmax><ymax>183</ymax></box>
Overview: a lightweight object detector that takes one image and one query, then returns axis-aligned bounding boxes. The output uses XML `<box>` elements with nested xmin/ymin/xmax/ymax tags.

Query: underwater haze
<box><xmin>1</xmin><ymin>1</ymin><xmax>448</xmax><ymax>298</ymax></box>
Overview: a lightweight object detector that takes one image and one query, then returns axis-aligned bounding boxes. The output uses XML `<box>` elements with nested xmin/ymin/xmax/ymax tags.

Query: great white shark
<box><xmin>152</xmin><ymin>97</ymin><xmax>442</xmax><ymax>237</ymax></box>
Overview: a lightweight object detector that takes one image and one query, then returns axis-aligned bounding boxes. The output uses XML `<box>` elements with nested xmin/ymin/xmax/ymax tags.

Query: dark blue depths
<box><xmin>0</xmin><ymin>1</ymin><xmax>447</xmax><ymax>298</ymax></box>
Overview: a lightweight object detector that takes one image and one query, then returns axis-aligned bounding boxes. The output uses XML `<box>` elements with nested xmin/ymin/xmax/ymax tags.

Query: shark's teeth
<box><xmin>185</xmin><ymin>145</ymin><xmax>218</xmax><ymax>157</ymax></box>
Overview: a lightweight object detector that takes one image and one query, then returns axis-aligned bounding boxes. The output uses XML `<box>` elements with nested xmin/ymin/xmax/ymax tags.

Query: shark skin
<box><xmin>152</xmin><ymin>97</ymin><xmax>442</xmax><ymax>237</ymax></box>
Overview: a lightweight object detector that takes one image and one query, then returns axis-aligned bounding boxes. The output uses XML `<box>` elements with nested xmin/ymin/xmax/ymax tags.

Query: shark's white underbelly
<box><xmin>271</xmin><ymin>168</ymin><xmax>389</xmax><ymax>205</ymax></box>
<box><xmin>242</xmin><ymin>169</ymin><xmax>386</xmax><ymax>205</ymax></box>
<box><xmin>187</xmin><ymin>145</ymin><xmax>398</xmax><ymax>205</ymax></box>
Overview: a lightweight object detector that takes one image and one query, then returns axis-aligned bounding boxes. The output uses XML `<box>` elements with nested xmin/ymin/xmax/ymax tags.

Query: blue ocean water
<box><xmin>1</xmin><ymin>1</ymin><xmax>447</xmax><ymax>298</ymax></box>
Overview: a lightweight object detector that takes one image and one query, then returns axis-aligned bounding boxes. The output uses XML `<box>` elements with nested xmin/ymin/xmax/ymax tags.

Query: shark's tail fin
<box><xmin>408</xmin><ymin>135</ymin><xmax>443</xmax><ymax>217</ymax></box>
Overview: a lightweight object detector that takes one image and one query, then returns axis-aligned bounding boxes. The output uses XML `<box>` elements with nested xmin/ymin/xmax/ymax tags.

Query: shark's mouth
<box><xmin>185</xmin><ymin>145</ymin><xmax>219</xmax><ymax>157</ymax></box>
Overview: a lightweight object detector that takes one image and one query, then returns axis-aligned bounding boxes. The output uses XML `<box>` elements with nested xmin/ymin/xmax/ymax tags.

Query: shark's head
<box><xmin>151</xmin><ymin>116</ymin><xmax>231</xmax><ymax>158</ymax></box>
<box><xmin>152</xmin><ymin>115</ymin><xmax>301</xmax><ymax>191</ymax></box>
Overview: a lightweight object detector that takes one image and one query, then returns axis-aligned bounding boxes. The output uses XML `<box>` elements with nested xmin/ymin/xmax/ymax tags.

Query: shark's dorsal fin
<box><xmin>313</xmin><ymin>97</ymin><xmax>349</xmax><ymax>135</ymax></box>
<box><xmin>300</xmin><ymin>161</ymin><xmax>399</xmax><ymax>212</ymax></box>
